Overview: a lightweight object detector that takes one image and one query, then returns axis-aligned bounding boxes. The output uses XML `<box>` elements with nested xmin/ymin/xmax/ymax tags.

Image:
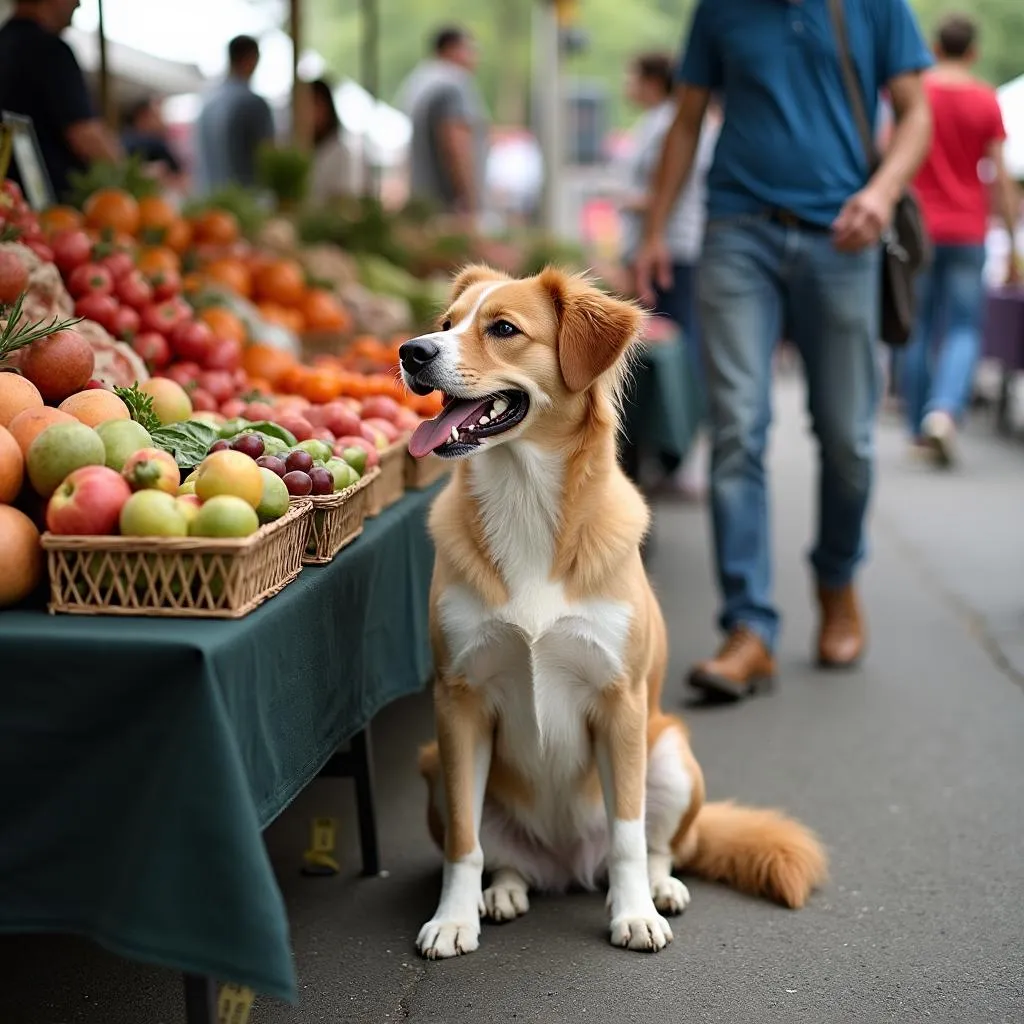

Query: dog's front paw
<box><xmin>609</xmin><ymin>909</ymin><xmax>673</xmax><ymax>952</ymax></box>
<box><xmin>651</xmin><ymin>876</ymin><xmax>690</xmax><ymax>916</ymax></box>
<box><xmin>483</xmin><ymin>876</ymin><xmax>530</xmax><ymax>922</ymax></box>
<box><xmin>417</xmin><ymin>919</ymin><xmax>481</xmax><ymax>960</ymax></box>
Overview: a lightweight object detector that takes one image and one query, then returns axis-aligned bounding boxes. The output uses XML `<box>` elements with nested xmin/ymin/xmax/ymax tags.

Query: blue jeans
<box><xmin>698</xmin><ymin>215</ymin><xmax>881</xmax><ymax>650</ymax></box>
<box><xmin>898</xmin><ymin>244</ymin><xmax>987</xmax><ymax>437</ymax></box>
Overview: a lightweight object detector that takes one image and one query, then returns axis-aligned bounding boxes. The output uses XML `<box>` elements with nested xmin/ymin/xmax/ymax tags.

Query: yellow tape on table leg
<box><xmin>218</xmin><ymin>984</ymin><xmax>255</xmax><ymax>1024</ymax></box>
<box><xmin>301</xmin><ymin>816</ymin><xmax>340</xmax><ymax>875</ymax></box>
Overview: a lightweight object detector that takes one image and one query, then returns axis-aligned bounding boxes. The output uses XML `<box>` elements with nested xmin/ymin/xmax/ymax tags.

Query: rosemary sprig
<box><xmin>113</xmin><ymin>383</ymin><xmax>161</xmax><ymax>433</ymax></box>
<box><xmin>0</xmin><ymin>292</ymin><xmax>83</xmax><ymax>367</ymax></box>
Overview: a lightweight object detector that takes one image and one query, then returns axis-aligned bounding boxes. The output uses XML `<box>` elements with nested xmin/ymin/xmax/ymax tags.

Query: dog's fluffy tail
<box><xmin>675</xmin><ymin>801</ymin><xmax>828</xmax><ymax>909</ymax></box>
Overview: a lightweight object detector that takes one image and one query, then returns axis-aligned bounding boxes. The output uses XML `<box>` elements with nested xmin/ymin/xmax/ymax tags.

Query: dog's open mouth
<box><xmin>408</xmin><ymin>389</ymin><xmax>529</xmax><ymax>458</ymax></box>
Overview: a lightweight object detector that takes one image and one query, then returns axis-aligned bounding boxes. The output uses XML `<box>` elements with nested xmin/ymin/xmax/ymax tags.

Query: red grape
<box><xmin>256</xmin><ymin>455</ymin><xmax>287</xmax><ymax>477</ymax></box>
<box><xmin>231</xmin><ymin>433</ymin><xmax>265</xmax><ymax>459</ymax></box>
<box><xmin>208</xmin><ymin>439</ymin><xmax>231</xmax><ymax>454</ymax></box>
<box><xmin>309</xmin><ymin>467</ymin><xmax>334</xmax><ymax>495</ymax></box>
<box><xmin>285</xmin><ymin>450</ymin><xmax>314</xmax><ymax>474</ymax></box>
<box><xmin>283</xmin><ymin>471</ymin><xmax>312</xmax><ymax>496</ymax></box>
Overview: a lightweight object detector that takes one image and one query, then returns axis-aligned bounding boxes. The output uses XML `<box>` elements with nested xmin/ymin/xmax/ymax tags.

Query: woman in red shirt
<box><xmin>901</xmin><ymin>14</ymin><xmax>1020</xmax><ymax>466</ymax></box>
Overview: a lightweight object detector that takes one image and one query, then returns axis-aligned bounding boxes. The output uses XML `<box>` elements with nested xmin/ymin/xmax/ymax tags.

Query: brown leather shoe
<box><xmin>816</xmin><ymin>583</ymin><xmax>865</xmax><ymax>668</ymax></box>
<box><xmin>688</xmin><ymin>627</ymin><xmax>776</xmax><ymax>701</ymax></box>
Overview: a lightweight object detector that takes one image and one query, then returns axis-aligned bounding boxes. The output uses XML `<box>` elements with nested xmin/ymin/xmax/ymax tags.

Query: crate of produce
<box><xmin>42</xmin><ymin>500</ymin><xmax>312</xmax><ymax>619</ymax></box>
<box><xmin>366</xmin><ymin>438</ymin><xmax>408</xmax><ymax>516</ymax></box>
<box><xmin>302</xmin><ymin>467</ymin><xmax>379</xmax><ymax>565</ymax></box>
<box><xmin>404</xmin><ymin>453</ymin><xmax>449</xmax><ymax>490</ymax></box>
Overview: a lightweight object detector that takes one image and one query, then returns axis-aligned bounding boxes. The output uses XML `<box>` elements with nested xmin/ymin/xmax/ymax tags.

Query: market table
<box><xmin>620</xmin><ymin>324</ymin><xmax>702</xmax><ymax>481</ymax></box>
<box><xmin>982</xmin><ymin>286</ymin><xmax>1024</xmax><ymax>434</ymax></box>
<box><xmin>0</xmin><ymin>481</ymin><xmax>442</xmax><ymax>1015</ymax></box>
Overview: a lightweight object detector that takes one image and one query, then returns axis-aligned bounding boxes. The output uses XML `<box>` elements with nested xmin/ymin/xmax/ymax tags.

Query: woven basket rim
<box><xmin>289</xmin><ymin>465</ymin><xmax>380</xmax><ymax>510</ymax></box>
<box><xmin>41</xmin><ymin>498</ymin><xmax>311</xmax><ymax>554</ymax></box>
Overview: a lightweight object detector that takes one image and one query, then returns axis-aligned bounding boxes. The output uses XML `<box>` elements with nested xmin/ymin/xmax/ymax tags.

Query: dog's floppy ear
<box><xmin>450</xmin><ymin>264</ymin><xmax>507</xmax><ymax>303</ymax></box>
<box><xmin>540</xmin><ymin>268</ymin><xmax>643</xmax><ymax>393</ymax></box>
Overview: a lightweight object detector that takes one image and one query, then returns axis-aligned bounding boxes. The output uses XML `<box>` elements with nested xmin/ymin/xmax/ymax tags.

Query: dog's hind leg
<box><xmin>645</xmin><ymin>714</ymin><xmax>704</xmax><ymax>915</ymax></box>
<box><xmin>482</xmin><ymin>867</ymin><xmax>530</xmax><ymax>922</ymax></box>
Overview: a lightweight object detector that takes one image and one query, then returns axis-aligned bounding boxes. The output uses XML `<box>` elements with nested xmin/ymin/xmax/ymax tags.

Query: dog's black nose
<box><xmin>399</xmin><ymin>337</ymin><xmax>440</xmax><ymax>374</ymax></box>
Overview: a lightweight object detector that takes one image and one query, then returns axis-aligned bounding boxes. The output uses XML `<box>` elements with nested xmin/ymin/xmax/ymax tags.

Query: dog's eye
<box><xmin>488</xmin><ymin>320</ymin><xmax>520</xmax><ymax>339</ymax></box>
<box><xmin>441</xmin><ymin>319</ymin><xmax>452</xmax><ymax>331</ymax></box>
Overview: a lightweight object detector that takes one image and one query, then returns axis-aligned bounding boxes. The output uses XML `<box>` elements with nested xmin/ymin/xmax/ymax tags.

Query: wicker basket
<box><xmin>366</xmin><ymin>438</ymin><xmax>408</xmax><ymax>517</ymax></box>
<box><xmin>404</xmin><ymin>452</ymin><xmax>449</xmax><ymax>490</ymax></box>
<box><xmin>302</xmin><ymin>467</ymin><xmax>379</xmax><ymax>565</ymax></box>
<box><xmin>42</xmin><ymin>500</ymin><xmax>312</xmax><ymax>619</ymax></box>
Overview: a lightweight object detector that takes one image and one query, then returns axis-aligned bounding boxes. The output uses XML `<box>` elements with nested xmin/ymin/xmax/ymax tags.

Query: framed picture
<box><xmin>1</xmin><ymin>112</ymin><xmax>55</xmax><ymax>211</ymax></box>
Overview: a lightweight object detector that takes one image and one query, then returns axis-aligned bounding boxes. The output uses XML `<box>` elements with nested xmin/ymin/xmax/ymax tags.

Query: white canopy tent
<box><xmin>997</xmin><ymin>74</ymin><xmax>1024</xmax><ymax>179</ymax></box>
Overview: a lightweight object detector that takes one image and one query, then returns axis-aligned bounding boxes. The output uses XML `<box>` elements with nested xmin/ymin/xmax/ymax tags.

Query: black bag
<box><xmin>827</xmin><ymin>0</ymin><xmax>931</xmax><ymax>347</ymax></box>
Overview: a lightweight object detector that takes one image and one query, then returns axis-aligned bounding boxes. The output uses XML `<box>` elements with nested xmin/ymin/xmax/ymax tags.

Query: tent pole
<box><xmin>96</xmin><ymin>0</ymin><xmax>116</xmax><ymax>129</ymax></box>
<box><xmin>360</xmin><ymin>0</ymin><xmax>380</xmax><ymax>198</ymax></box>
<box><xmin>289</xmin><ymin>0</ymin><xmax>310</xmax><ymax>150</ymax></box>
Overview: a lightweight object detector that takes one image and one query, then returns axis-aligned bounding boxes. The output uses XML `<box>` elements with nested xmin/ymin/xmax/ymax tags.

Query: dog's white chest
<box><xmin>438</xmin><ymin>447</ymin><xmax>632</xmax><ymax>798</ymax></box>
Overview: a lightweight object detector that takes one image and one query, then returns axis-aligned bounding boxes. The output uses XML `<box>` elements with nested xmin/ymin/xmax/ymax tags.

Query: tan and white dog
<box><xmin>401</xmin><ymin>266</ymin><xmax>827</xmax><ymax>960</ymax></box>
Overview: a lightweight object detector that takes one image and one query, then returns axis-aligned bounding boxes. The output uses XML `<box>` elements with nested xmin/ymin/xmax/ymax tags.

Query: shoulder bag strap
<box><xmin>827</xmin><ymin>0</ymin><xmax>880</xmax><ymax>172</ymax></box>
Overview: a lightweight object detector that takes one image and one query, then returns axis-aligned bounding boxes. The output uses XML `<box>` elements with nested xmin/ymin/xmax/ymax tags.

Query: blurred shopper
<box><xmin>900</xmin><ymin>14</ymin><xmax>1021</xmax><ymax>466</ymax></box>
<box><xmin>398</xmin><ymin>25</ymin><xmax>489</xmax><ymax>228</ymax></box>
<box><xmin>122</xmin><ymin>97</ymin><xmax>184</xmax><ymax>186</ymax></box>
<box><xmin>194</xmin><ymin>35</ymin><xmax>275</xmax><ymax>195</ymax></box>
<box><xmin>307</xmin><ymin>79</ymin><xmax>361</xmax><ymax>205</ymax></box>
<box><xmin>636</xmin><ymin>0</ymin><xmax>933</xmax><ymax>699</ymax></box>
<box><xmin>0</xmin><ymin>0</ymin><xmax>121</xmax><ymax>202</ymax></box>
<box><xmin>618</xmin><ymin>52</ymin><xmax>720</xmax><ymax>499</ymax></box>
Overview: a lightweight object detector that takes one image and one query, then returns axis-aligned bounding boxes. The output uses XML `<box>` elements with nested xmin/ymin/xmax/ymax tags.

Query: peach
<box><xmin>58</xmin><ymin>388</ymin><xmax>130</xmax><ymax>428</ymax></box>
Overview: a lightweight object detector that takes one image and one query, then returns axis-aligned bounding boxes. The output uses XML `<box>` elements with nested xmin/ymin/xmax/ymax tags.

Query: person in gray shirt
<box><xmin>398</xmin><ymin>26</ymin><xmax>489</xmax><ymax>221</ymax></box>
<box><xmin>194</xmin><ymin>35</ymin><xmax>275</xmax><ymax>195</ymax></box>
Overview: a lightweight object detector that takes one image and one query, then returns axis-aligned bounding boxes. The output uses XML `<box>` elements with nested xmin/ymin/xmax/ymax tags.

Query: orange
<box><xmin>137</xmin><ymin>196</ymin><xmax>178</xmax><ymax>236</ymax></box>
<box><xmin>39</xmin><ymin>205</ymin><xmax>84</xmax><ymax>237</ymax></box>
<box><xmin>164</xmin><ymin>217</ymin><xmax>193</xmax><ymax>255</ymax></box>
<box><xmin>136</xmin><ymin>246</ymin><xmax>181</xmax><ymax>279</ymax></box>
<box><xmin>58</xmin><ymin>389</ymin><xmax>130</xmax><ymax>428</ymax></box>
<box><xmin>253</xmin><ymin>260</ymin><xmax>306</xmax><ymax>308</ymax></box>
<box><xmin>8</xmin><ymin>406</ymin><xmax>76</xmax><ymax>456</ymax></box>
<box><xmin>245</xmin><ymin>376</ymin><xmax>272</xmax><ymax>396</ymax></box>
<box><xmin>301</xmin><ymin>289</ymin><xmax>350</xmax><ymax>332</ymax></box>
<box><xmin>241</xmin><ymin>344</ymin><xmax>296</xmax><ymax>388</ymax></box>
<box><xmin>192</xmin><ymin>209</ymin><xmax>240</xmax><ymax>247</ymax></box>
<box><xmin>0</xmin><ymin>373</ymin><xmax>44</xmax><ymax>428</ymax></box>
<box><xmin>277</xmin><ymin>365</ymin><xmax>311</xmax><ymax>395</ymax></box>
<box><xmin>84</xmin><ymin>188</ymin><xmax>141</xmax><ymax>236</ymax></box>
<box><xmin>200</xmin><ymin>307</ymin><xmax>247</xmax><ymax>345</ymax></box>
<box><xmin>300</xmin><ymin>371</ymin><xmax>342</xmax><ymax>405</ymax></box>
<box><xmin>205</xmin><ymin>259</ymin><xmax>252</xmax><ymax>298</ymax></box>
<box><xmin>0</xmin><ymin>505</ymin><xmax>42</xmax><ymax>608</ymax></box>
<box><xmin>0</xmin><ymin>424</ymin><xmax>24</xmax><ymax>503</ymax></box>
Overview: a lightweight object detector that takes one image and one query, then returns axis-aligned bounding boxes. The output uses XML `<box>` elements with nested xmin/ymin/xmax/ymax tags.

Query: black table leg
<box><xmin>996</xmin><ymin>367</ymin><xmax>1013</xmax><ymax>436</ymax></box>
<box><xmin>318</xmin><ymin>725</ymin><xmax>381</xmax><ymax>876</ymax></box>
<box><xmin>183</xmin><ymin>974</ymin><xmax>216</xmax><ymax>1024</ymax></box>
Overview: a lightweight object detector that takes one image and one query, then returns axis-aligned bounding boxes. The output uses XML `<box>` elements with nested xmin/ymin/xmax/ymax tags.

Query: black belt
<box><xmin>765</xmin><ymin>208</ymin><xmax>832</xmax><ymax>234</ymax></box>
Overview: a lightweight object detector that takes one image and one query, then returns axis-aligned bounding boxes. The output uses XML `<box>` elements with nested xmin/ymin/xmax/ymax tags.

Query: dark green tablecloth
<box><xmin>0</xmin><ymin>483</ymin><xmax>442</xmax><ymax>1002</ymax></box>
<box><xmin>622</xmin><ymin>333</ymin><xmax>702</xmax><ymax>463</ymax></box>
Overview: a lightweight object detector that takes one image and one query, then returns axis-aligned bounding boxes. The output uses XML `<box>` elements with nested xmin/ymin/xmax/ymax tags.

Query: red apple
<box><xmin>170</xmin><ymin>320</ymin><xmax>215</xmax><ymax>364</ymax></box>
<box><xmin>359</xmin><ymin>422</ymin><xmax>390</xmax><ymax>451</ymax></box>
<box><xmin>395</xmin><ymin>408</ymin><xmax>421</xmax><ymax>432</ymax></box>
<box><xmin>122</xmin><ymin>447</ymin><xmax>181</xmax><ymax>495</ymax></box>
<box><xmin>334</xmin><ymin>435</ymin><xmax>380</xmax><ymax>468</ymax></box>
<box><xmin>131</xmin><ymin>331</ymin><xmax>171</xmax><ymax>371</ymax></box>
<box><xmin>46</xmin><ymin>465</ymin><xmax>132</xmax><ymax>536</ymax></box>
<box><xmin>166</xmin><ymin>361</ymin><xmax>201</xmax><ymax>388</ymax></box>
<box><xmin>243</xmin><ymin>401</ymin><xmax>276</xmax><ymax>421</ymax></box>
<box><xmin>312</xmin><ymin>427</ymin><xmax>336</xmax><ymax>444</ymax></box>
<box><xmin>304</xmin><ymin>405</ymin><xmax>329</xmax><ymax>428</ymax></box>
<box><xmin>203</xmin><ymin>337</ymin><xmax>243</xmax><ymax>372</ymax></box>
<box><xmin>360</xmin><ymin>396</ymin><xmax>403</xmax><ymax>424</ymax></box>
<box><xmin>198</xmin><ymin>370</ymin><xmax>236</xmax><ymax>404</ymax></box>
<box><xmin>362</xmin><ymin>416</ymin><xmax>401</xmax><ymax>443</ymax></box>
<box><xmin>323</xmin><ymin>403</ymin><xmax>362</xmax><ymax>438</ymax></box>
<box><xmin>220</xmin><ymin>398</ymin><xmax>247</xmax><ymax>420</ymax></box>
<box><xmin>189</xmin><ymin>387</ymin><xmax>218</xmax><ymax>413</ymax></box>
<box><xmin>276</xmin><ymin>414</ymin><xmax>314</xmax><ymax>442</ymax></box>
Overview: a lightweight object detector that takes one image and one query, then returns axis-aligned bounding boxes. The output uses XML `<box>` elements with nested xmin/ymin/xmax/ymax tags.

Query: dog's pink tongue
<box><xmin>408</xmin><ymin>398</ymin><xmax>490</xmax><ymax>458</ymax></box>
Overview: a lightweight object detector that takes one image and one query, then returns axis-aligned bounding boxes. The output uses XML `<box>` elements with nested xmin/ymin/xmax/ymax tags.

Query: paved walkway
<box><xmin>3</xmin><ymin>379</ymin><xmax>1023</xmax><ymax>1024</ymax></box>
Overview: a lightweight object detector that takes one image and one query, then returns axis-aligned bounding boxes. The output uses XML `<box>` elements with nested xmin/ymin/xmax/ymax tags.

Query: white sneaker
<box><xmin>921</xmin><ymin>410</ymin><xmax>956</xmax><ymax>467</ymax></box>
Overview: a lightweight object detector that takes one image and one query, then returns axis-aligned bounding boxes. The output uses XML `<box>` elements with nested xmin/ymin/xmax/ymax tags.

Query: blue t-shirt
<box><xmin>678</xmin><ymin>0</ymin><xmax>931</xmax><ymax>226</ymax></box>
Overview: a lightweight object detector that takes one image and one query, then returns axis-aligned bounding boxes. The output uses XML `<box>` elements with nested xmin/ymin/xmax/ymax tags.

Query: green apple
<box><xmin>27</xmin><ymin>421</ymin><xmax>106</xmax><ymax>497</ymax></box>
<box><xmin>119</xmin><ymin>490</ymin><xmax>190</xmax><ymax>537</ymax></box>
<box><xmin>95</xmin><ymin>419</ymin><xmax>153</xmax><ymax>472</ymax></box>
<box><xmin>296</xmin><ymin>439</ymin><xmax>333</xmax><ymax>464</ymax></box>
<box><xmin>255</xmin><ymin>467</ymin><xmax>290</xmax><ymax>523</ymax></box>
<box><xmin>189</xmin><ymin>495</ymin><xmax>260</xmax><ymax>538</ymax></box>
<box><xmin>325</xmin><ymin>458</ymin><xmax>359</xmax><ymax>492</ymax></box>
<box><xmin>340</xmin><ymin>446</ymin><xmax>367</xmax><ymax>476</ymax></box>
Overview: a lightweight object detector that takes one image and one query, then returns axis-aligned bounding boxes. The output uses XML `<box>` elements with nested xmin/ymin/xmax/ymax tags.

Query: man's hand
<box><xmin>634</xmin><ymin>234</ymin><xmax>673</xmax><ymax>308</ymax></box>
<box><xmin>831</xmin><ymin>185</ymin><xmax>897</xmax><ymax>252</ymax></box>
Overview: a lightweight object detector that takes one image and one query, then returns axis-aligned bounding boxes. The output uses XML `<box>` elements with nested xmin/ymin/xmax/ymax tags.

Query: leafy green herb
<box><xmin>113</xmin><ymin>383</ymin><xmax>161</xmax><ymax>433</ymax></box>
<box><xmin>0</xmin><ymin>292</ymin><xmax>83</xmax><ymax>368</ymax></box>
<box><xmin>151</xmin><ymin>420</ymin><xmax>222</xmax><ymax>469</ymax></box>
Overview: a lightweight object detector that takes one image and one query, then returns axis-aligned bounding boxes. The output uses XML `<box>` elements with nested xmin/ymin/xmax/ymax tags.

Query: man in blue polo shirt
<box><xmin>636</xmin><ymin>0</ymin><xmax>932</xmax><ymax>701</ymax></box>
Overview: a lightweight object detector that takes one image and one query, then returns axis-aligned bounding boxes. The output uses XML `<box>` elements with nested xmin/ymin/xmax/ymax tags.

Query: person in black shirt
<box><xmin>0</xmin><ymin>0</ymin><xmax>121</xmax><ymax>202</ymax></box>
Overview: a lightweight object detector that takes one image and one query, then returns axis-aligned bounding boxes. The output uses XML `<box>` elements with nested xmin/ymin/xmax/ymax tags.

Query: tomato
<box><xmin>0</xmin><ymin>251</ymin><xmax>29</xmax><ymax>303</ymax></box>
<box><xmin>140</xmin><ymin>299</ymin><xmax>191</xmax><ymax>336</ymax></box>
<box><xmin>51</xmin><ymin>230</ymin><xmax>94</xmax><ymax>276</ymax></box>
<box><xmin>100</xmin><ymin>249</ymin><xmax>136</xmax><ymax>282</ymax></box>
<box><xmin>202</xmin><ymin>337</ymin><xmax>243</xmax><ymax>373</ymax></box>
<box><xmin>150</xmin><ymin>268</ymin><xmax>182</xmax><ymax>301</ymax></box>
<box><xmin>114</xmin><ymin>269</ymin><xmax>153</xmax><ymax>310</ymax></box>
<box><xmin>24</xmin><ymin>239</ymin><xmax>54</xmax><ymax>263</ymax></box>
<box><xmin>112</xmin><ymin>305</ymin><xmax>141</xmax><ymax>341</ymax></box>
<box><xmin>189</xmin><ymin>387</ymin><xmax>218</xmax><ymax>413</ymax></box>
<box><xmin>131</xmin><ymin>331</ymin><xmax>171</xmax><ymax>371</ymax></box>
<box><xmin>191</xmin><ymin>209</ymin><xmax>240</xmax><ymax>246</ymax></box>
<box><xmin>198</xmin><ymin>370</ymin><xmax>236</xmax><ymax>404</ymax></box>
<box><xmin>67</xmin><ymin>262</ymin><xmax>114</xmax><ymax>299</ymax></box>
<box><xmin>75</xmin><ymin>293</ymin><xmax>120</xmax><ymax>334</ymax></box>
<box><xmin>166</xmin><ymin>361</ymin><xmax>201</xmax><ymax>388</ymax></box>
<box><xmin>169</xmin><ymin>320</ymin><xmax>215</xmax><ymax>364</ymax></box>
